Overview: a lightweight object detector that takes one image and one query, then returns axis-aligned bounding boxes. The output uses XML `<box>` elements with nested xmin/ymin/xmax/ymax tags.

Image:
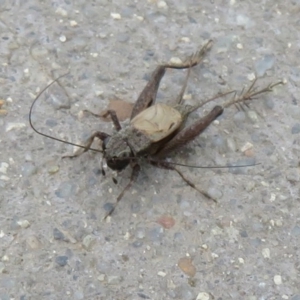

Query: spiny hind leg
<box><xmin>131</xmin><ymin>40</ymin><xmax>213</xmax><ymax>119</ymax></box>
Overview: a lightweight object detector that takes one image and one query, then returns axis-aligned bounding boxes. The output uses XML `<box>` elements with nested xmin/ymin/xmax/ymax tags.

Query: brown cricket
<box><xmin>29</xmin><ymin>40</ymin><xmax>282</xmax><ymax>218</ymax></box>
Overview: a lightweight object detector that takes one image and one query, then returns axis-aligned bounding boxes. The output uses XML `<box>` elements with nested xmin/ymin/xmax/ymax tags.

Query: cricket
<box><xmin>29</xmin><ymin>40</ymin><xmax>282</xmax><ymax>218</ymax></box>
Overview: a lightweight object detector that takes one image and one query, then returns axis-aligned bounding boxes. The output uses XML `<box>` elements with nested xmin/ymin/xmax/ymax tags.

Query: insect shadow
<box><xmin>29</xmin><ymin>40</ymin><xmax>283</xmax><ymax>219</ymax></box>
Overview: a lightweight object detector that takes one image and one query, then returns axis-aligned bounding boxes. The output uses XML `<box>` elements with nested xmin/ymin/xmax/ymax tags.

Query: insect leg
<box><xmin>150</xmin><ymin>160</ymin><xmax>216</xmax><ymax>202</ymax></box>
<box><xmin>63</xmin><ymin>132</ymin><xmax>110</xmax><ymax>158</ymax></box>
<box><xmin>222</xmin><ymin>80</ymin><xmax>283</xmax><ymax>109</ymax></box>
<box><xmin>104</xmin><ymin>163</ymin><xmax>141</xmax><ymax>219</ymax></box>
<box><xmin>156</xmin><ymin>106</ymin><xmax>224</xmax><ymax>157</ymax></box>
<box><xmin>131</xmin><ymin>40</ymin><xmax>213</xmax><ymax>119</ymax></box>
<box><xmin>130</xmin><ymin>65</ymin><xmax>166</xmax><ymax>119</ymax></box>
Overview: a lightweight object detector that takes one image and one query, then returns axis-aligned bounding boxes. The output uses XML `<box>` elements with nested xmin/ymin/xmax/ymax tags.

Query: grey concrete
<box><xmin>0</xmin><ymin>1</ymin><xmax>299</xmax><ymax>299</ymax></box>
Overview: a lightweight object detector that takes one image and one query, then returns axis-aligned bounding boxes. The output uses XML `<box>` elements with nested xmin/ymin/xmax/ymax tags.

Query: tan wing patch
<box><xmin>131</xmin><ymin>103</ymin><xmax>182</xmax><ymax>142</ymax></box>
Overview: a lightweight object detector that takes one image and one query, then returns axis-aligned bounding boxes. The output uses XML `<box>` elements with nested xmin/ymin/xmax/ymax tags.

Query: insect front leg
<box><xmin>130</xmin><ymin>40</ymin><xmax>213</xmax><ymax>119</ymax></box>
<box><xmin>104</xmin><ymin>163</ymin><xmax>141</xmax><ymax>219</ymax></box>
<box><xmin>63</xmin><ymin>131</ymin><xmax>109</xmax><ymax>158</ymax></box>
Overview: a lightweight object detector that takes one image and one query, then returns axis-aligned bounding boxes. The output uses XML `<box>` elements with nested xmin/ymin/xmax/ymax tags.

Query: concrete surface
<box><xmin>0</xmin><ymin>1</ymin><xmax>299</xmax><ymax>299</ymax></box>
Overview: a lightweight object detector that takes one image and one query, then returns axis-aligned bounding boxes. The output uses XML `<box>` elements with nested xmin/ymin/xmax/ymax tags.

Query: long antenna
<box><xmin>29</xmin><ymin>73</ymin><xmax>103</xmax><ymax>153</ymax></box>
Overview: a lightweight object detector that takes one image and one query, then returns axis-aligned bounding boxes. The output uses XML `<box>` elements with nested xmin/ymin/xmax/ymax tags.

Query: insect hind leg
<box><xmin>130</xmin><ymin>40</ymin><xmax>213</xmax><ymax>119</ymax></box>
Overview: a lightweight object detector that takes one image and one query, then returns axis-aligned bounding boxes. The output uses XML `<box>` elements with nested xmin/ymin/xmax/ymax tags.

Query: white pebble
<box><xmin>274</xmin><ymin>275</ymin><xmax>282</xmax><ymax>285</ymax></box>
<box><xmin>2</xmin><ymin>255</ymin><xmax>9</xmax><ymax>262</ymax></box>
<box><xmin>262</xmin><ymin>248</ymin><xmax>270</xmax><ymax>259</ymax></box>
<box><xmin>70</xmin><ymin>20</ymin><xmax>78</xmax><ymax>27</ymax></box>
<box><xmin>17</xmin><ymin>220</ymin><xmax>31</xmax><ymax>228</ymax></box>
<box><xmin>236</xmin><ymin>43</ymin><xmax>243</xmax><ymax>49</ymax></box>
<box><xmin>196</xmin><ymin>292</ymin><xmax>210</xmax><ymax>300</ymax></box>
<box><xmin>97</xmin><ymin>274</ymin><xmax>106</xmax><ymax>281</ymax></box>
<box><xmin>269</xmin><ymin>193</ymin><xmax>276</xmax><ymax>202</ymax></box>
<box><xmin>201</xmin><ymin>244</ymin><xmax>208</xmax><ymax>249</ymax></box>
<box><xmin>157</xmin><ymin>271</ymin><xmax>166</xmax><ymax>277</ymax></box>
<box><xmin>111</xmin><ymin>13</ymin><xmax>121</xmax><ymax>20</ymax></box>
<box><xmin>180</xmin><ymin>37</ymin><xmax>190</xmax><ymax>43</ymax></box>
<box><xmin>55</xmin><ymin>7</ymin><xmax>68</xmax><ymax>17</ymax></box>
<box><xmin>59</xmin><ymin>35</ymin><xmax>67</xmax><ymax>42</ymax></box>
<box><xmin>240</xmin><ymin>142</ymin><xmax>253</xmax><ymax>152</ymax></box>
<box><xmin>0</xmin><ymin>162</ymin><xmax>9</xmax><ymax>174</ymax></box>
<box><xmin>247</xmin><ymin>73</ymin><xmax>256</xmax><ymax>81</ymax></box>
<box><xmin>157</xmin><ymin>1</ymin><xmax>168</xmax><ymax>8</ymax></box>
<box><xmin>90</xmin><ymin>52</ymin><xmax>98</xmax><ymax>58</ymax></box>
<box><xmin>238</xmin><ymin>257</ymin><xmax>245</xmax><ymax>264</ymax></box>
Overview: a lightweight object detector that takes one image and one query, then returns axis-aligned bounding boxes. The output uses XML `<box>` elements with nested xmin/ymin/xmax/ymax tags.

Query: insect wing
<box><xmin>131</xmin><ymin>103</ymin><xmax>182</xmax><ymax>142</ymax></box>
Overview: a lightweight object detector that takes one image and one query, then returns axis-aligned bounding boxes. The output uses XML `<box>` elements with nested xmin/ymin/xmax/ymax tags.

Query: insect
<box><xmin>29</xmin><ymin>40</ymin><xmax>282</xmax><ymax>218</ymax></box>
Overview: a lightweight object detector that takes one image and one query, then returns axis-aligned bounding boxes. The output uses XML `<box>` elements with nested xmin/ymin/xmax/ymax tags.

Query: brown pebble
<box><xmin>0</xmin><ymin>109</ymin><xmax>7</xmax><ymax>115</ymax></box>
<box><xmin>178</xmin><ymin>257</ymin><xmax>196</xmax><ymax>277</ymax></box>
<box><xmin>244</xmin><ymin>148</ymin><xmax>254</xmax><ymax>157</ymax></box>
<box><xmin>157</xmin><ymin>215</ymin><xmax>175</xmax><ymax>229</ymax></box>
<box><xmin>0</xmin><ymin>100</ymin><xmax>4</xmax><ymax>108</ymax></box>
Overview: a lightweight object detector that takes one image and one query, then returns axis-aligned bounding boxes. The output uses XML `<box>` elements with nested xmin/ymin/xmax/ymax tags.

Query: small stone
<box><xmin>2</xmin><ymin>255</ymin><xmax>9</xmax><ymax>262</ymax></box>
<box><xmin>274</xmin><ymin>275</ymin><xmax>282</xmax><ymax>285</ymax></box>
<box><xmin>59</xmin><ymin>35</ymin><xmax>67</xmax><ymax>42</ymax></box>
<box><xmin>181</xmin><ymin>37</ymin><xmax>190</xmax><ymax>43</ymax></box>
<box><xmin>291</xmin><ymin>123</ymin><xmax>300</xmax><ymax>134</ymax></box>
<box><xmin>196</xmin><ymin>292</ymin><xmax>210</xmax><ymax>300</ymax></box>
<box><xmin>97</xmin><ymin>274</ymin><xmax>106</xmax><ymax>281</ymax></box>
<box><xmin>207</xmin><ymin>187</ymin><xmax>223</xmax><ymax>200</ymax></box>
<box><xmin>262</xmin><ymin>248</ymin><xmax>270</xmax><ymax>258</ymax></box>
<box><xmin>178</xmin><ymin>257</ymin><xmax>196</xmax><ymax>277</ymax></box>
<box><xmin>247</xmin><ymin>73</ymin><xmax>256</xmax><ymax>81</ymax></box>
<box><xmin>157</xmin><ymin>271</ymin><xmax>167</xmax><ymax>277</ymax></box>
<box><xmin>238</xmin><ymin>257</ymin><xmax>245</xmax><ymax>264</ymax></box>
<box><xmin>240</xmin><ymin>142</ymin><xmax>253</xmax><ymax>153</ymax></box>
<box><xmin>55</xmin><ymin>7</ymin><xmax>68</xmax><ymax>17</ymax></box>
<box><xmin>269</xmin><ymin>193</ymin><xmax>276</xmax><ymax>202</ymax></box>
<box><xmin>236</xmin><ymin>43</ymin><xmax>243</xmax><ymax>49</ymax></box>
<box><xmin>55</xmin><ymin>255</ymin><xmax>68</xmax><ymax>267</ymax></box>
<box><xmin>157</xmin><ymin>215</ymin><xmax>175</xmax><ymax>229</ymax></box>
<box><xmin>17</xmin><ymin>220</ymin><xmax>30</xmax><ymax>228</ymax></box>
<box><xmin>157</xmin><ymin>1</ymin><xmax>168</xmax><ymax>8</ymax></box>
<box><xmin>48</xmin><ymin>165</ymin><xmax>59</xmax><ymax>174</ymax></box>
<box><xmin>70</xmin><ymin>20</ymin><xmax>78</xmax><ymax>27</ymax></box>
<box><xmin>111</xmin><ymin>13</ymin><xmax>121</xmax><ymax>20</ymax></box>
<box><xmin>0</xmin><ymin>100</ymin><xmax>5</xmax><ymax>108</ymax></box>
<box><xmin>82</xmin><ymin>235</ymin><xmax>95</xmax><ymax>250</ymax></box>
<box><xmin>53</xmin><ymin>228</ymin><xmax>65</xmax><ymax>240</ymax></box>
<box><xmin>0</xmin><ymin>162</ymin><xmax>9</xmax><ymax>174</ymax></box>
<box><xmin>247</xmin><ymin>110</ymin><xmax>259</xmax><ymax>123</ymax></box>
